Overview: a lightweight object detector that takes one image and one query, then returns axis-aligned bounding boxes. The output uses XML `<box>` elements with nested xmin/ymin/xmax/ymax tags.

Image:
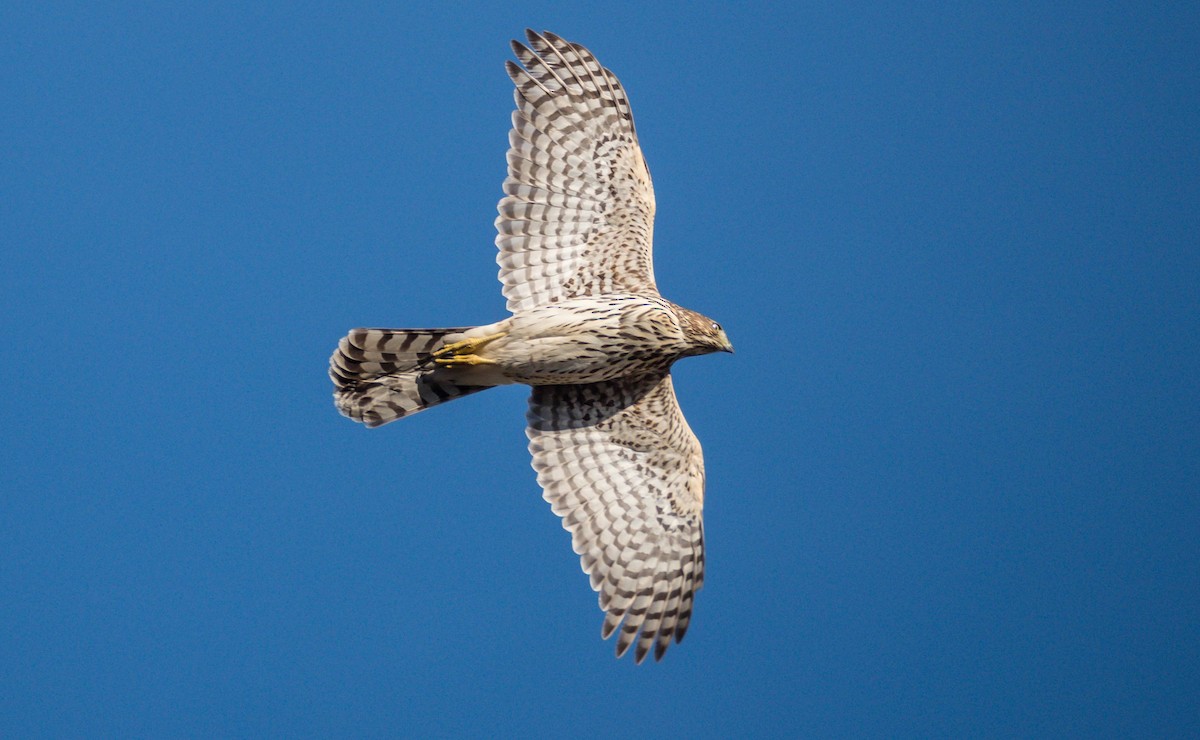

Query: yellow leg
<box><xmin>434</xmin><ymin>354</ymin><xmax>498</xmax><ymax>366</ymax></box>
<box><xmin>432</xmin><ymin>331</ymin><xmax>506</xmax><ymax>366</ymax></box>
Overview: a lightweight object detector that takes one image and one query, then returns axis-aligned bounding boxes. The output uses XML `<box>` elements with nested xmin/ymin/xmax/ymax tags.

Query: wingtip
<box><xmin>654</xmin><ymin>642</ymin><xmax>668</xmax><ymax>662</ymax></box>
<box><xmin>634</xmin><ymin>646</ymin><xmax>649</xmax><ymax>665</ymax></box>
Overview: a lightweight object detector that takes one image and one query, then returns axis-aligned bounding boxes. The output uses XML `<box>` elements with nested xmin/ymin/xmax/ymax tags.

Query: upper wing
<box><xmin>496</xmin><ymin>30</ymin><xmax>658</xmax><ymax>313</ymax></box>
<box><xmin>526</xmin><ymin>372</ymin><xmax>705</xmax><ymax>663</ymax></box>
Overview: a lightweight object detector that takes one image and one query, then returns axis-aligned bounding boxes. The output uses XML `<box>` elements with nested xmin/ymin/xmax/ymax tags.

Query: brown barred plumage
<box><xmin>329</xmin><ymin>328</ymin><xmax>490</xmax><ymax>427</ymax></box>
<box><xmin>329</xmin><ymin>30</ymin><xmax>731</xmax><ymax>663</ymax></box>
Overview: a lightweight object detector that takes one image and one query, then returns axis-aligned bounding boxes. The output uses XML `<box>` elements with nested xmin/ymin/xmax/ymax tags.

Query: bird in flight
<box><xmin>330</xmin><ymin>29</ymin><xmax>732</xmax><ymax>663</ymax></box>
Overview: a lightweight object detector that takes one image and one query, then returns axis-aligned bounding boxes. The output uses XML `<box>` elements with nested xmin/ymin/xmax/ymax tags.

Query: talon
<box><xmin>432</xmin><ymin>332</ymin><xmax>507</xmax><ymax>358</ymax></box>
<box><xmin>434</xmin><ymin>354</ymin><xmax>497</xmax><ymax>366</ymax></box>
<box><xmin>432</xmin><ymin>338</ymin><xmax>473</xmax><ymax>358</ymax></box>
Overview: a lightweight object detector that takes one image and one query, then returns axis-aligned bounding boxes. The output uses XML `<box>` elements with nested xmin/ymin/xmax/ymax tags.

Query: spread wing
<box><xmin>526</xmin><ymin>373</ymin><xmax>706</xmax><ymax>663</ymax></box>
<box><xmin>496</xmin><ymin>29</ymin><xmax>658</xmax><ymax>313</ymax></box>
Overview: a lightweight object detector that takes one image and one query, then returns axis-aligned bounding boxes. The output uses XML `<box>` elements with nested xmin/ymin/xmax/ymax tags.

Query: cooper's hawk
<box><xmin>330</xmin><ymin>30</ymin><xmax>732</xmax><ymax>664</ymax></box>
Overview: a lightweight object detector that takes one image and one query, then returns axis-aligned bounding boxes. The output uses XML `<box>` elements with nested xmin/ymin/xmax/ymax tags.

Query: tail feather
<box><xmin>330</xmin><ymin>328</ymin><xmax>491</xmax><ymax>427</ymax></box>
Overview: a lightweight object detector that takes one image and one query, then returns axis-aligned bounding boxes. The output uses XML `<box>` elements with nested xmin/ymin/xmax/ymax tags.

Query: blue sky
<box><xmin>3</xmin><ymin>3</ymin><xmax>1198</xmax><ymax>736</ymax></box>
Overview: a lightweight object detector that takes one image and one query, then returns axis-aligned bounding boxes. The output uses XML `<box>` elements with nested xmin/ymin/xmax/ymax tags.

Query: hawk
<box><xmin>329</xmin><ymin>30</ymin><xmax>732</xmax><ymax>663</ymax></box>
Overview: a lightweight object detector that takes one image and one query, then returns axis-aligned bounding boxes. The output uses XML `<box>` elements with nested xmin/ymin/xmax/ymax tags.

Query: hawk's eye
<box><xmin>711</xmin><ymin>322</ymin><xmax>722</xmax><ymax>331</ymax></box>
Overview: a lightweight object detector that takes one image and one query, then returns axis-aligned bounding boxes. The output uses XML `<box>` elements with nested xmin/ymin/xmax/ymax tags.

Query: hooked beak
<box><xmin>718</xmin><ymin>330</ymin><xmax>734</xmax><ymax>354</ymax></box>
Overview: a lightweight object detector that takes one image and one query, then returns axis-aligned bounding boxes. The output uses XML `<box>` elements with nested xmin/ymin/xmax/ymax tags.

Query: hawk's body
<box><xmin>330</xmin><ymin>30</ymin><xmax>731</xmax><ymax>664</ymax></box>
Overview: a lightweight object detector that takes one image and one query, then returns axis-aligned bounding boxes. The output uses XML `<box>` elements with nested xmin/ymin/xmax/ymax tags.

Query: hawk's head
<box><xmin>676</xmin><ymin>307</ymin><xmax>734</xmax><ymax>356</ymax></box>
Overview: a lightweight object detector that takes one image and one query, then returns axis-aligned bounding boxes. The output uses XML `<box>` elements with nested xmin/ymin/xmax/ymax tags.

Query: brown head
<box><xmin>675</xmin><ymin>305</ymin><xmax>734</xmax><ymax>356</ymax></box>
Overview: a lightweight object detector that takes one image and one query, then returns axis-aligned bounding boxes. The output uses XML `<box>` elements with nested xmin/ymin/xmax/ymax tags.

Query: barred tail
<box><xmin>329</xmin><ymin>327</ymin><xmax>492</xmax><ymax>427</ymax></box>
